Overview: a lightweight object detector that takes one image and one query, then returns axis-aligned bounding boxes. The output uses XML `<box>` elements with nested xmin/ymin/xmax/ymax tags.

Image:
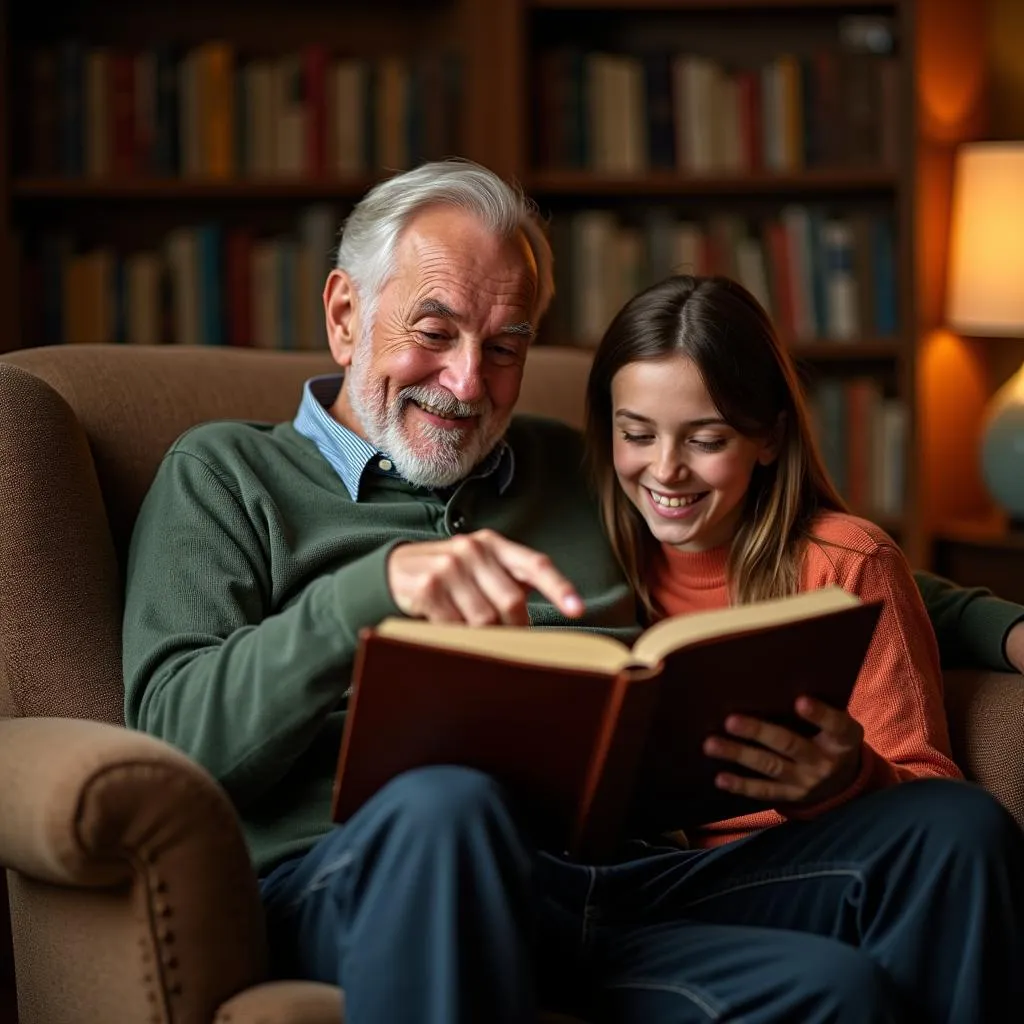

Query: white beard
<box><xmin>344</xmin><ymin>326</ymin><xmax>510</xmax><ymax>488</ymax></box>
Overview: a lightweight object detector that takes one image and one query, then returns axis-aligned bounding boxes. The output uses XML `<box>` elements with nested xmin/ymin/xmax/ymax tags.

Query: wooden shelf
<box><xmin>15</xmin><ymin>169</ymin><xmax>901</xmax><ymax>202</ymax></box>
<box><xmin>11</xmin><ymin>177</ymin><xmax>380</xmax><ymax>201</ymax></box>
<box><xmin>561</xmin><ymin>338</ymin><xmax>901</xmax><ymax>357</ymax></box>
<box><xmin>530</xmin><ymin>0</ymin><xmax>899</xmax><ymax>10</ymax></box>
<box><xmin>932</xmin><ymin>518</ymin><xmax>1024</xmax><ymax>603</ymax></box>
<box><xmin>527</xmin><ymin>169</ymin><xmax>899</xmax><ymax>196</ymax></box>
<box><xmin>934</xmin><ymin>516</ymin><xmax>1024</xmax><ymax>550</ymax></box>
<box><xmin>791</xmin><ymin>339</ymin><xmax>902</xmax><ymax>359</ymax></box>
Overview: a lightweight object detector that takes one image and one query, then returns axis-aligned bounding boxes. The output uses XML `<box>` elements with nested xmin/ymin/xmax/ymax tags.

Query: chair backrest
<box><xmin>0</xmin><ymin>343</ymin><xmax>594</xmax><ymax>724</ymax></box>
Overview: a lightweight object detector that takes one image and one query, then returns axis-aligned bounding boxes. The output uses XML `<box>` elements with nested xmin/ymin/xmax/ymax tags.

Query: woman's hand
<box><xmin>703</xmin><ymin>697</ymin><xmax>864</xmax><ymax>807</ymax></box>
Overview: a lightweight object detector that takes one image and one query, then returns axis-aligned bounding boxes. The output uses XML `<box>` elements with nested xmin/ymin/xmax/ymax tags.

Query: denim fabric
<box><xmin>261</xmin><ymin>769</ymin><xmax>1024</xmax><ymax>1024</ymax></box>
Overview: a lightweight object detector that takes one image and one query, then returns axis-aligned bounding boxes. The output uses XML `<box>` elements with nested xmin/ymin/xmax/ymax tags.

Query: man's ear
<box><xmin>324</xmin><ymin>269</ymin><xmax>359</xmax><ymax>367</ymax></box>
<box><xmin>758</xmin><ymin>412</ymin><xmax>786</xmax><ymax>466</ymax></box>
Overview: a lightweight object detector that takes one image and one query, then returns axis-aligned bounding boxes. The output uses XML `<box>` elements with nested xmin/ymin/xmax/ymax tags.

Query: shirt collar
<box><xmin>293</xmin><ymin>374</ymin><xmax>515</xmax><ymax>501</ymax></box>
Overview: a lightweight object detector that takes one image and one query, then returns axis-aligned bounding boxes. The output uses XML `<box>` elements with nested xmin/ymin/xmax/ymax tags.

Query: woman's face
<box><xmin>610</xmin><ymin>355</ymin><xmax>777</xmax><ymax>552</ymax></box>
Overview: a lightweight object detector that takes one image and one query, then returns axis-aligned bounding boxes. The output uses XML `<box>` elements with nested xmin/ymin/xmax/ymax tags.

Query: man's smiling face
<box><xmin>328</xmin><ymin>205</ymin><xmax>539</xmax><ymax>487</ymax></box>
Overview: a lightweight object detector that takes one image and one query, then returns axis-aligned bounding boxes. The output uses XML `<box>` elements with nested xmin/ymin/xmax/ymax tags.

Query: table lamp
<box><xmin>946</xmin><ymin>141</ymin><xmax>1024</xmax><ymax>525</ymax></box>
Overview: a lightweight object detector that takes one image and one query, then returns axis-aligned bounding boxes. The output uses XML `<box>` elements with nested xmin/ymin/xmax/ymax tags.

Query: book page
<box><xmin>632</xmin><ymin>586</ymin><xmax>861</xmax><ymax>667</ymax></box>
<box><xmin>374</xmin><ymin>618</ymin><xmax>633</xmax><ymax>674</ymax></box>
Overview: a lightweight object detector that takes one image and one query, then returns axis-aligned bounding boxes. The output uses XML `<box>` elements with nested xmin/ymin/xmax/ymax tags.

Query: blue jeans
<box><xmin>260</xmin><ymin>768</ymin><xmax>1024</xmax><ymax>1023</ymax></box>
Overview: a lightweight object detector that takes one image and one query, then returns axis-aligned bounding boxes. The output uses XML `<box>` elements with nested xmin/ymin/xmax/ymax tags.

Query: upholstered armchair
<box><xmin>1</xmin><ymin>343</ymin><xmax>1022</xmax><ymax>1024</ymax></box>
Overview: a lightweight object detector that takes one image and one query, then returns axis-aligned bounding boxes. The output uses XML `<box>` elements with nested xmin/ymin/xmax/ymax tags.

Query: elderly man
<box><xmin>124</xmin><ymin>160</ymin><xmax>1024</xmax><ymax>1024</ymax></box>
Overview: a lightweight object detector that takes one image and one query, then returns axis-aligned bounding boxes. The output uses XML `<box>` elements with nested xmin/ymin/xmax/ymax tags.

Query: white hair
<box><xmin>334</xmin><ymin>159</ymin><xmax>555</xmax><ymax>332</ymax></box>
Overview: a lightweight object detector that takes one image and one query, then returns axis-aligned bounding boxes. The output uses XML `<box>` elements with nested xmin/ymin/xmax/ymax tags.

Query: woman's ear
<box><xmin>757</xmin><ymin>412</ymin><xmax>786</xmax><ymax>466</ymax></box>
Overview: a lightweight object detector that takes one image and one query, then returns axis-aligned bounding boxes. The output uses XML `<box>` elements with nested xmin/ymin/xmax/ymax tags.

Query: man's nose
<box><xmin>438</xmin><ymin>344</ymin><xmax>486</xmax><ymax>404</ymax></box>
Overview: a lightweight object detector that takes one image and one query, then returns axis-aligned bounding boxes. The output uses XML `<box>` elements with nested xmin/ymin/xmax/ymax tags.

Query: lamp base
<box><xmin>981</xmin><ymin>360</ymin><xmax>1024</xmax><ymax>521</ymax></box>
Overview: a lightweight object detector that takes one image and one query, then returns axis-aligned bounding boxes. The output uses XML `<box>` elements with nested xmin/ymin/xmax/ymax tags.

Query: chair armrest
<box><xmin>215</xmin><ymin>981</ymin><xmax>344</xmax><ymax>1024</ymax></box>
<box><xmin>211</xmin><ymin>985</ymin><xmax>592</xmax><ymax>1024</ymax></box>
<box><xmin>943</xmin><ymin>669</ymin><xmax>1024</xmax><ymax>828</ymax></box>
<box><xmin>0</xmin><ymin>717</ymin><xmax>268</xmax><ymax>1022</ymax></box>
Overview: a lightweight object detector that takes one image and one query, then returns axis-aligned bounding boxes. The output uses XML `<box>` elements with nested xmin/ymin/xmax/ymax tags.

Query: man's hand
<box><xmin>1006</xmin><ymin>620</ymin><xmax>1024</xmax><ymax>675</ymax></box>
<box><xmin>702</xmin><ymin>697</ymin><xmax>864</xmax><ymax>807</ymax></box>
<box><xmin>387</xmin><ymin>529</ymin><xmax>584</xmax><ymax>626</ymax></box>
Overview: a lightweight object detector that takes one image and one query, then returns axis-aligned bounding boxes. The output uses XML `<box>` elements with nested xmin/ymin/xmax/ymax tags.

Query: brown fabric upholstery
<box><xmin>210</xmin><ymin>984</ymin><xmax>579</xmax><ymax>1024</ymax></box>
<box><xmin>0</xmin><ymin>342</ymin><xmax>1019</xmax><ymax>1024</ymax></box>
<box><xmin>0</xmin><ymin>361</ymin><xmax>122</xmax><ymax>722</ymax></box>
<box><xmin>0</xmin><ymin>343</ymin><xmax>594</xmax><ymax>1024</ymax></box>
<box><xmin>943</xmin><ymin>669</ymin><xmax>1024</xmax><ymax>828</ymax></box>
<box><xmin>0</xmin><ymin>718</ymin><xmax>267</xmax><ymax>1024</ymax></box>
<box><xmin>213</xmin><ymin>982</ymin><xmax>344</xmax><ymax>1024</ymax></box>
<box><xmin>0</xmin><ymin>345</ymin><xmax>336</xmax><ymax>592</ymax></box>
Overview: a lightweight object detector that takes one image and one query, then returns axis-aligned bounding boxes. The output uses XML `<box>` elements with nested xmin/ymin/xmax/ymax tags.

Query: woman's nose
<box><xmin>653</xmin><ymin>449</ymin><xmax>688</xmax><ymax>484</ymax></box>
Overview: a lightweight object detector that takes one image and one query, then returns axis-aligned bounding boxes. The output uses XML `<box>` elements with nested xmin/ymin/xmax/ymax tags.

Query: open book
<box><xmin>331</xmin><ymin>586</ymin><xmax>882</xmax><ymax>859</ymax></box>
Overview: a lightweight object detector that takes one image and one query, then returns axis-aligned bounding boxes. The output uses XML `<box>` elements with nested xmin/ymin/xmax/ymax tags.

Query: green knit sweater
<box><xmin>123</xmin><ymin>415</ymin><xmax>637</xmax><ymax>874</ymax></box>
<box><xmin>123</xmin><ymin>414</ymin><xmax>1024</xmax><ymax>875</ymax></box>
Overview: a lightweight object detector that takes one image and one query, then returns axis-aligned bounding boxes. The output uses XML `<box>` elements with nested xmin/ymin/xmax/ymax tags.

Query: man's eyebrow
<box><xmin>502</xmin><ymin>321</ymin><xmax>536</xmax><ymax>338</ymax></box>
<box><xmin>412</xmin><ymin>299</ymin><xmax>534</xmax><ymax>340</ymax></box>
<box><xmin>412</xmin><ymin>298</ymin><xmax>459</xmax><ymax>320</ymax></box>
<box><xmin>615</xmin><ymin>409</ymin><xmax>726</xmax><ymax>428</ymax></box>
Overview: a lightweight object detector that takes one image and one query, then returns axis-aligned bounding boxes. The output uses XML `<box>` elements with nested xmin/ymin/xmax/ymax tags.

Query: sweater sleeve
<box><xmin>914</xmin><ymin>570</ymin><xmax>1024</xmax><ymax>672</ymax></box>
<box><xmin>123</xmin><ymin>449</ymin><xmax>401</xmax><ymax>809</ymax></box>
<box><xmin>785</xmin><ymin>540</ymin><xmax>963</xmax><ymax>822</ymax></box>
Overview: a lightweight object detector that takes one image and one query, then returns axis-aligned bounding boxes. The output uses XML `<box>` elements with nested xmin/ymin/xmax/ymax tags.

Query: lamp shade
<box><xmin>946</xmin><ymin>142</ymin><xmax>1024</xmax><ymax>336</ymax></box>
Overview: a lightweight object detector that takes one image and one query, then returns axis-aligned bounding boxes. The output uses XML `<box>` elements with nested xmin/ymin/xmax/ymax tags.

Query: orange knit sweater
<box><xmin>648</xmin><ymin>510</ymin><xmax>963</xmax><ymax>848</ymax></box>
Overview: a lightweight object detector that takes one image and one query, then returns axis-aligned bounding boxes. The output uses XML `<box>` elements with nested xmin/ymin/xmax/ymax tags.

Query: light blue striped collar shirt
<box><xmin>293</xmin><ymin>374</ymin><xmax>515</xmax><ymax>501</ymax></box>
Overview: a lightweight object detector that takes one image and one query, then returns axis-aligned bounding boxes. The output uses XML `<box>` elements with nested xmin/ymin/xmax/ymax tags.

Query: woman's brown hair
<box><xmin>584</xmin><ymin>274</ymin><xmax>847</xmax><ymax>617</ymax></box>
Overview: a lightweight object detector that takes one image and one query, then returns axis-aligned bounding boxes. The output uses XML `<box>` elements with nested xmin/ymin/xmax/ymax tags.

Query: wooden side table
<box><xmin>932</xmin><ymin>518</ymin><xmax>1024</xmax><ymax>605</ymax></box>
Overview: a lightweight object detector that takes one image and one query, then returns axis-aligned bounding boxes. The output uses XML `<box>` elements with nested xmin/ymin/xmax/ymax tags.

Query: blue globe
<box><xmin>981</xmin><ymin>369</ymin><xmax>1024</xmax><ymax>521</ymax></box>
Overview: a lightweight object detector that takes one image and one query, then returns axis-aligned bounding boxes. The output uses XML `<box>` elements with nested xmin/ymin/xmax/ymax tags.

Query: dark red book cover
<box><xmin>110</xmin><ymin>51</ymin><xmax>137</xmax><ymax>178</ymax></box>
<box><xmin>304</xmin><ymin>45</ymin><xmax>328</xmax><ymax>178</ymax></box>
<box><xmin>332</xmin><ymin>599</ymin><xmax>880</xmax><ymax>858</ymax></box>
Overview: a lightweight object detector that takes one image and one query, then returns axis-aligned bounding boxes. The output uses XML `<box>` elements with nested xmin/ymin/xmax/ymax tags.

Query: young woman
<box><xmin>585</xmin><ymin>273</ymin><xmax>961</xmax><ymax>846</ymax></box>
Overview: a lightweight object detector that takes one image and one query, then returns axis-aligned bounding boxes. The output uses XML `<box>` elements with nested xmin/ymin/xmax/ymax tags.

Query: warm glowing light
<box><xmin>947</xmin><ymin>143</ymin><xmax>1024</xmax><ymax>336</ymax></box>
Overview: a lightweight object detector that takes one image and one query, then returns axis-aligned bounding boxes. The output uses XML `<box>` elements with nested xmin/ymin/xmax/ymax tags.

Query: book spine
<box><xmin>572</xmin><ymin>668</ymin><xmax>661</xmax><ymax>861</ymax></box>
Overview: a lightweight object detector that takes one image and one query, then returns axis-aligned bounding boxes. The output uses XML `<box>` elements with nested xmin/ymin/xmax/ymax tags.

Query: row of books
<box><xmin>809</xmin><ymin>378</ymin><xmax>906</xmax><ymax>518</ymax></box>
<box><xmin>20</xmin><ymin>197</ymin><xmax>897</xmax><ymax>353</ymax></box>
<box><xmin>534</xmin><ymin>46</ymin><xmax>898</xmax><ymax>176</ymax></box>
<box><xmin>20</xmin><ymin>256</ymin><xmax>906</xmax><ymax>518</ymax></box>
<box><xmin>21</xmin><ymin>206</ymin><xmax>339</xmax><ymax>350</ymax></box>
<box><xmin>18</xmin><ymin>42</ymin><xmax>462</xmax><ymax>180</ymax></box>
<box><xmin>546</xmin><ymin>206</ymin><xmax>898</xmax><ymax>347</ymax></box>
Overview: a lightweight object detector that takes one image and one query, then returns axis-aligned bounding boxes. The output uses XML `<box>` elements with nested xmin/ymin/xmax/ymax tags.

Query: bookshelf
<box><xmin>0</xmin><ymin>0</ymin><xmax>925</xmax><ymax>557</ymax></box>
<box><xmin>527</xmin><ymin>169</ymin><xmax>900</xmax><ymax>194</ymax></box>
<box><xmin>524</xmin><ymin>0</ymin><xmax>917</xmax><ymax>554</ymax></box>
<box><xmin>10</xmin><ymin>179</ymin><xmax>380</xmax><ymax>200</ymax></box>
<box><xmin>1</xmin><ymin>0</ymin><xmax>517</xmax><ymax>352</ymax></box>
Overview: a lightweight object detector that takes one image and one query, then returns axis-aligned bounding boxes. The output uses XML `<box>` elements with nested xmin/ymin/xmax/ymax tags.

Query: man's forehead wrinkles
<box><xmin>414</xmin><ymin>263</ymin><xmax>523</xmax><ymax>292</ymax></box>
<box><xmin>393</xmin><ymin>226</ymin><xmax>537</xmax><ymax>323</ymax></box>
<box><xmin>406</xmin><ymin>239</ymin><xmax>524</xmax><ymax>280</ymax></box>
<box><xmin>407</xmin><ymin>242</ymin><xmax>481</xmax><ymax>276</ymax></box>
<box><xmin>407</xmin><ymin>276</ymin><xmax>533</xmax><ymax>309</ymax></box>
